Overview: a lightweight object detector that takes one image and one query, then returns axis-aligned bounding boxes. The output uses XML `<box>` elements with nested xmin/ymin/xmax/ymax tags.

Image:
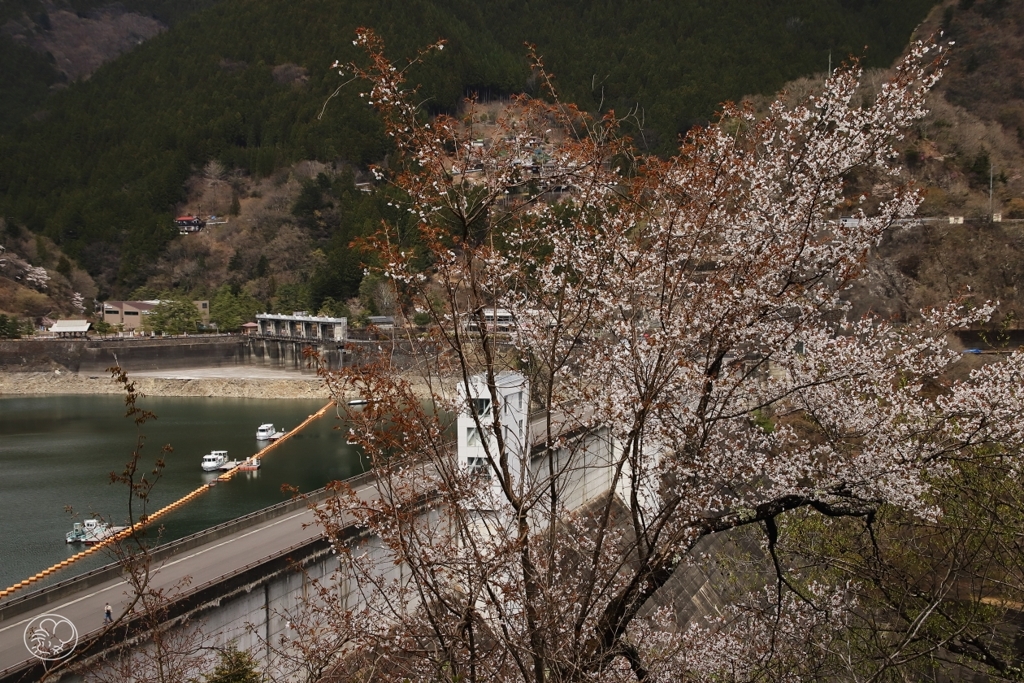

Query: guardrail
<box><xmin>4</xmin><ymin>334</ymin><xmax>245</xmax><ymax>343</ymax></box>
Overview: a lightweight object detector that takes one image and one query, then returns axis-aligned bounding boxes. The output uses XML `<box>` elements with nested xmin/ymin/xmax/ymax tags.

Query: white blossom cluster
<box><xmin>24</xmin><ymin>265</ymin><xmax>49</xmax><ymax>290</ymax></box>
<box><xmin>311</xmin><ymin>35</ymin><xmax>1024</xmax><ymax>682</ymax></box>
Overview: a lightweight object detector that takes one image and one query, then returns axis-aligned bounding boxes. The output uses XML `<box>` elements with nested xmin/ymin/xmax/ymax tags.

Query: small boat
<box><xmin>66</xmin><ymin>519</ymin><xmax>126</xmax><ymax>544</ymax></box>
<box><xmin>347</xmin><ymin>398</ymin><xmax>368</xmax><ymax>407</ymax></box>
<box><xmin>201</xmin><ymin>450</ymin><xmax>229</xmax><ymax>471</ymax></box>
<box><xmin>256</xmin><ymin>423</ymin><xmax>285</xmax><ymax>441</ymax></box>
<box><xmin>236</xmin><ymin>457</ymin><xmax>261</xmax><ymax>471</ymax></box>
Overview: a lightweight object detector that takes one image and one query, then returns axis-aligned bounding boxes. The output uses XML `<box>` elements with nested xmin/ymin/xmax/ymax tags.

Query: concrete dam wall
<box><xmin>0</xmin><ymin>337</ymin><xmax>344</xmax><ymax>374</ymax></box>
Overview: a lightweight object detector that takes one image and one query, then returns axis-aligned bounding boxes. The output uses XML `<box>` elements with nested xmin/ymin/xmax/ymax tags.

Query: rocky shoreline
<box><xmin>0</xmin><ymin>371</ymin><xmax>331</xmax><ymax>400</ymax></box>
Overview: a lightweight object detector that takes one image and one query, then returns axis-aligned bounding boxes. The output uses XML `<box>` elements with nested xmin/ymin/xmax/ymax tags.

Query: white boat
<box><xmin>256</xmin><ymin>423</ymin><xmax>285</xmax><ymax>441</ymax></box>
<box><xmin>66</xmin><ymin>519</ymin><xmax>125</xmax><ymax>544</ymax></box>
<box><xmin>201</xmin><ymin>450</ymin><xmax>229</xmax><ymax>471</ymax></box>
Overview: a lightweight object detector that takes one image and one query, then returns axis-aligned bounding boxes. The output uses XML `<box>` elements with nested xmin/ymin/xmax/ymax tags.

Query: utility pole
<box><xmin>990</xmin><ymin>160</ymin><xmax>994</xmax><ymax>221</ymax></box>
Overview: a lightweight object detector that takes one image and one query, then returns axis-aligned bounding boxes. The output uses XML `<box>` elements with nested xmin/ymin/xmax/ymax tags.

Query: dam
<box><xmin>0</xmin><ymin>335</ymin><xmax>344</xmax><ymax>375</ymax></box>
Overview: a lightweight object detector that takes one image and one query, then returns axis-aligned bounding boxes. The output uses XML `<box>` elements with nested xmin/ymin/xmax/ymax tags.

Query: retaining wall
<box><xmin>0</xmin><ymin>337</ymin><xmax>345</xmax><ymax>373</ymax></box>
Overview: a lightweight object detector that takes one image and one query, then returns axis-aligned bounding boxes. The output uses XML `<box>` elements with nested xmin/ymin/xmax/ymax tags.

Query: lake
<box><xmin>0</xmin><ymin>394</ymin><xmax>364</xmax><ymax>591</ymax></box>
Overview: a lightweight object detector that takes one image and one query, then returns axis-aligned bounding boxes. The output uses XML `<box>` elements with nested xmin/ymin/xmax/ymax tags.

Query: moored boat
<box><xmin>256</xmin><ymin>423</ymin><xmax>286</xmax><ymax>441</ymax></box>
<box><xmin>66</xmin><ymin>519</ymin><xmax>126</xmax><ymax>544</ymax></box>
<box><xmin>201</xmin><ymin>450</ymin><xmax>229</xmax><ymax>471</ymax></box>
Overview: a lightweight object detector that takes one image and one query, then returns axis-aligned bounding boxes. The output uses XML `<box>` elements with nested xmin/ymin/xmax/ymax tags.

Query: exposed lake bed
<box><xmin>0</xmin><ymin>368</ymin><xmax>330</xmax><ymax>400</ymax></box>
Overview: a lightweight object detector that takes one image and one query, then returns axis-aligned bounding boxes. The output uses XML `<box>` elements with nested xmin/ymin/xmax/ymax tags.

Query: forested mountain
<box><xmin>0</xmin><ymin>0</ymin><xmax>936</xmax><ymax>304</ymax></box>
<box><xmin>0</xmin><ymin>0</ymin><xmax>223</xmax><ymax>131</ymax></box>
<box><xmin>0</xmin><ymin>0</ymin><xmax>218</xmax><ymax>25</ymax></box>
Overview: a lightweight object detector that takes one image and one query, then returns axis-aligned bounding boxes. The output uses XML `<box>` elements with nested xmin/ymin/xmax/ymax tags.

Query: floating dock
<box><xmin>218</xmin><ymin>457</ymin><xmax>261</xmax><ymax>471</ymax></box>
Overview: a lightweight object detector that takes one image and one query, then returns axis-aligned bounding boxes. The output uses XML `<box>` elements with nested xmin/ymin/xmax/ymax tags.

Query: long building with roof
<box><xmin>255</xmin><ymin>313</ymin><xmax>347</xmax><ymax>343</ymax></box>
<box><xmin>49</xmin><ymin>320</ymin><xmax>91</xmax><ymax>338</ymax></box>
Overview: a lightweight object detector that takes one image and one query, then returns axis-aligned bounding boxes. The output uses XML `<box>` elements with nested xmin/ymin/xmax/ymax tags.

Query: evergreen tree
<box><xmin>271</xmin><ymin>283</ymin><xmax>310</xmax><ymax>314</ymax></box>
<box><xmin>210</xmin><ymin>284</ymin><xmax>263</xmax><ymax>331</ymax></box>
<box><xmin>0</xmin><ymin>314</ymin><xmax>22</xmax><ymax>339</ymax></box>
<box><xmin>145</xmin><ymin>297</ymin><xmax>201</xmax><ymax>334</ymax></box>
<box><xmin>205</xmin><ymin>647</ymin><xmax>261</xmax><ymax>683</ymax></box>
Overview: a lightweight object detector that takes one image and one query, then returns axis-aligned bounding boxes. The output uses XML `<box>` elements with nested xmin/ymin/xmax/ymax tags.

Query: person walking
<box><xmin>103</xmin><ymin>603</ymin><xmax>113</xmax><ymax>624</ymax></box>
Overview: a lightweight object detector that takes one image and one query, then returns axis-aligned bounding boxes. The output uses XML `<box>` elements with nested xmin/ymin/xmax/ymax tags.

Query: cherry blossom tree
<box><xmin>309</xmin><ymin>31</ymin><xmax>1024</xmax><ymax>682</ymax></box>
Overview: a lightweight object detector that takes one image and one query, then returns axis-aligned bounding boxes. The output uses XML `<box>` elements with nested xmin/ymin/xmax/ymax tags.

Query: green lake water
<box><xmin>0</xmin><ymin>394</ymin><xmax>364</xmax><ymax>591</ymax></box>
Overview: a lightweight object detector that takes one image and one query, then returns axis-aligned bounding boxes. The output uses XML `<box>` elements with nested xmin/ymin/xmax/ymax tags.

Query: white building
<box><xmin>465</xmin><ymin>307</ymin><xmax>516</xmax><ymax>333</ymax></box>
<box><xmin>255</xmin><ymin>313</ymin><xmax>347</xmax><ymax>342</ymax></box>
<box><xmin>49</xmin><ymin>320</ymin><xmax>91</xmax><ymax>338</ymax></box>
<box><xmin>457</xmin><ymin>371</ymin><xmax>530</xmax><ymax>500</ymax></box>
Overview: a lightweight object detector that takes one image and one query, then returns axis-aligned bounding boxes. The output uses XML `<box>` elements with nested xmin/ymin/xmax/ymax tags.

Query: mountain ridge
<box><xmin>15</xmin><ymin>0</ymin><xmax>1024</xmax><ymax>329</ymax></box>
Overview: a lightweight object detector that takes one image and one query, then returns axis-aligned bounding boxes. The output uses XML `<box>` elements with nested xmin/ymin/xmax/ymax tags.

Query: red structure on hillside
<box><xmin>175</xmin><ymin>215</ymin><xmax>206</xmax><ymax>233</ymax></box>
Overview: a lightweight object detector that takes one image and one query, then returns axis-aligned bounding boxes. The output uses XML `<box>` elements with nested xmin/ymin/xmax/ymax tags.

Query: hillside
<box><xmin>0</xmin><ymin>0</ymin><xmax>936</xmax><ymax>305</ymax></box>
<box><xmin>764</xmin><ymin>1</ymin><xmax>1024</xmax><ymax>325</ymax></box>
<box><xmin>0</xmin><ymin>0</ymin><xmax>223</xmax><ymax>131</ymax></box>
<box><xmin>7</xmin><ymin>0</ymin><xmax>1024</xmax><ymax>334</ymax></box>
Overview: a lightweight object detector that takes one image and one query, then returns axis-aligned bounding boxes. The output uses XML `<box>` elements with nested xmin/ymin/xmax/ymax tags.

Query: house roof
<box><xmin>50</xmin><ymin>320</ymin><xmax>91</xmax><ymax>333</ymax></box>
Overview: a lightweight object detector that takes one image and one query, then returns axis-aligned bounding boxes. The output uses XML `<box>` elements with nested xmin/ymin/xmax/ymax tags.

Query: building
<box><xmin>457</xmin><ymin>372</ymin><xmax>530</xmax><ymax>499</ymax></box>
<box><xmin>465</xmin><ymin>307</ymin><xmax>516</xmax><ymax>333</ymax></box>
<box><xmin>102</xmin><ymin>300</ymin><xmax>154</xmax><ymax>329</ymax></box>
<box><xmin>255</xmin><ymin>313</ymin><xmax>347</xmax><ymax>342</ymax></box>
<box><xmin>101</xmin><ymin>300</ymin><xmax>210</xmax><ymax>331</ymax></box>
<box><xmin>175</xmin><ymin>215</ymin><xmax>206</xmax><ymax>234</ymax></box>
<box><xmin>49</xmin><ymin>320</ymin><xmax>91</xmax><ymax>338</ymax></box>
